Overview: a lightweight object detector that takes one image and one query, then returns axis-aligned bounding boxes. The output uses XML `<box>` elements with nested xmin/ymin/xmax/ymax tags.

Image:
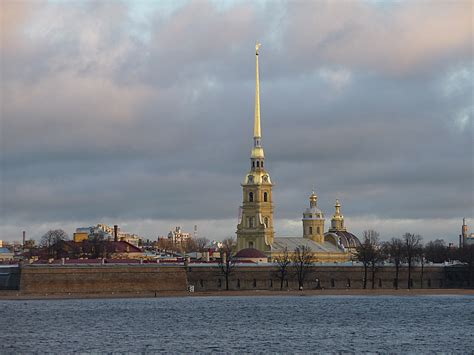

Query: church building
<box><xmin>236</xmin><ymin>44</ymin><xmax>360</xmax><ymax>262</ymax></box>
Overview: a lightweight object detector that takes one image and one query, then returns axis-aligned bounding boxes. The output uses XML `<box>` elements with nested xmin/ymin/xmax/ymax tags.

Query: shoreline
<box><xmin>1</xmin><ymin>288</ymin><xmax>473</xmax><ymax>300</ymax></box>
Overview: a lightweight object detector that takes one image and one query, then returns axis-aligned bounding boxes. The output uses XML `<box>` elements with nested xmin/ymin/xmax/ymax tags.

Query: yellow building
<box><xmin>236</xmin><ymin>44</ymin><xmax>360</xmax><ymax>263</ymax></box>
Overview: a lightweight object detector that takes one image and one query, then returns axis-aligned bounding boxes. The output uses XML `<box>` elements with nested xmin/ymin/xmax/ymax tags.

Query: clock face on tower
<box><xmin>262</xmin><ymin>175</ymin><xmax>268</xmax><ymax>182</ymax></box>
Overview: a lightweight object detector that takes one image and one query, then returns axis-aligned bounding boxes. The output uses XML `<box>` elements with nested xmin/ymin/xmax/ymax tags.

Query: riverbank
<box><xmin>1</xmin><ymin>288</ymin><xmax>473</xmax><ymax>300</ymax></box>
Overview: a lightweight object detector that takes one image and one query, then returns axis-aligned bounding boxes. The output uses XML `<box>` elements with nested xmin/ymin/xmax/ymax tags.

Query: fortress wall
<box><xmin>16</xmin><ymin>264</ymin><xmax>460</xmax><ymax>295</ymax></box>
<box><xmin>187</xmin><ymin>265</ymin><xmax>447</xmax><ymax>291</ymax></box>
<box><xmin>19</xmin><ymin>265</ymin><xmax>187</xmax><ymax>295</ymax></box>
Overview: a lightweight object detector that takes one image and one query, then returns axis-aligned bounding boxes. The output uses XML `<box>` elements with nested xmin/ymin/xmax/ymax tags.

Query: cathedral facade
<box><xmin>236</xmin><ymin>45</ymin><xmax>360</xmax><ymax>262</ymax></box>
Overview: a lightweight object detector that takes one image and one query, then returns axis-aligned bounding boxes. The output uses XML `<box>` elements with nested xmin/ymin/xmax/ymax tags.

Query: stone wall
<box><xmin>19</xmin><ymin>265</ymin><xmax>187</xmax><ymax>295</ymax></box>
<box><xmin>13</xmin><ymin>263</ymin><xmax>471</xmax><ymax>295</ymax></box>
<box><xmin>186</xmin><ymin>265</ymin><xmax>447</xmax><ymax>291</ymax></box>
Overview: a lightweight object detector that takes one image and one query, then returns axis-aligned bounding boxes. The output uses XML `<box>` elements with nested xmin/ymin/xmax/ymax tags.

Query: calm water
<box><xmin>0</xmin><ymin>295</ymin><xmax>472</xmax><ymax>353</ymax></box>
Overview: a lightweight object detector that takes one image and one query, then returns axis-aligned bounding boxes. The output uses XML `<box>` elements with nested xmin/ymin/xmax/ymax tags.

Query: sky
<box><xmin>1</xmin><ymin>0</ymin><xmax>473</xmax><ymax>244</ymax></box>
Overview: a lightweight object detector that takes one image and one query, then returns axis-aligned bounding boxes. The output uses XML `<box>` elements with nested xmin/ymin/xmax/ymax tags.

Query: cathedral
<box><xmin>236</xmin><ymin>44</ymin><xmax>360</xmax><ymax>262</ymax></box>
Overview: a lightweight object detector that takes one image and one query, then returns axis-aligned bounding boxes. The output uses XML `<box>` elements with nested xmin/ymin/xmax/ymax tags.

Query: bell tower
<box><xmin>329</xmin><ymin>199</ymin><xmax>347</xmax><ymax>232</ymax></box>
<box><xmin>236</xmin><ymin>43</ymin><xmax>274</xmax><ymax>252</ymax></box>
<box><xmin>302</xmin><ymin>192</ymin><xmax>325</xmax><ymax>243</ymax></box>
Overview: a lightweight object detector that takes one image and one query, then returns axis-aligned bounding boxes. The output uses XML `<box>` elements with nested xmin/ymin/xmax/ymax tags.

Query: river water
<box><xmin>0</xmin><ymin>295</ymin><xmax>472</xmax><ymax>353</ymax></box>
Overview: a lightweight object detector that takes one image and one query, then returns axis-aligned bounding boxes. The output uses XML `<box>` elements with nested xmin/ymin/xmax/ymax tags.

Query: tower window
<box><xmin>263</xmin><ymin>192</ymin><xmax>268</xmax><ymax>202</ymax></box>
<box><xmin>249</xmin><ymin>217</ymin><xmax>254</xmax><ymax>228</ymax></box>
<box><xmin>256</xmin><ymin>161</ymin><xmax>260</xmax><ymax>167</ymax></box>
<box><xmin>309</xmin><ymin>227</ymin><xmax>313</xmax><ymax>235</ymax></box>
<box><xmin>261</xmin><ymin>161</ymin><xmax>264</xmax><ymax>167</ymax></box>
<box><xmin>249</xmin><ymin>192</ymin><xmax>254</xmax><ymax>202</ymax></box>
<box><xmin>317</xmin><ymin>227</ymin><xmax>320</xmax><ymax>234</ymax></box>
<box><xmin>252</xmin><ymin>161</ymin><xmax>255</xmax><ymax>168</ymax></box>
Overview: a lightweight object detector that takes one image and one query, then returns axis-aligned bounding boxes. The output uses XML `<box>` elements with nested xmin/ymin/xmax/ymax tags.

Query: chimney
<box><xmin>22</xmin><ymin>231</ymin><xmax>26</xmax><ymax>248</ymax></box>
<box><xmin>114</xmin><ymin>225</ymin><xmax>118</xmax><ymax>242</ymax></box>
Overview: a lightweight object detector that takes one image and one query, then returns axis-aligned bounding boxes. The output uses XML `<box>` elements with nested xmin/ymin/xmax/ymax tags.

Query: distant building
<box><xmin>73</xmin><ymin>224</ymin><xmax>143</xmax><ymax>246</ymax></box>
<box><xmin>461</xmin><ymin>218</ymin><xmax>474</xmax><ymax>247</ymax></box>
<box><xmin>0</xmin><ymin>240</ymin><xmax>3</xmax><ymax>247</ymax></box>
<box><xmin>168</xmin><ymin>226</ymin><xmax>191</xmax><ymax>245</ymax></box>
<box><xmin>53</xmin><ymin>240</ymin><xmax>144</xmax><ymax>260</ymax></box>
<box><xmin>0</xmin><ymin>247</ymin><xmax>14</xmax><ymax>261</ymax></box>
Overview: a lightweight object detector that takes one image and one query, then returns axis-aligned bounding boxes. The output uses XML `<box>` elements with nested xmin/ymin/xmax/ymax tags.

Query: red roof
<box><xmin>235</xmin><ymin>248</ymin><xmax>267</xmax><ymax>259</ymax></box>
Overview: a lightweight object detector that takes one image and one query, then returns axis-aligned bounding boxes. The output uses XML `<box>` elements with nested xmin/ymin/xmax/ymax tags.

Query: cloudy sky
<box><xmin>1</xmin><ymin>0</ymin><xmax>472</xmax><ymax>243</ymax></box>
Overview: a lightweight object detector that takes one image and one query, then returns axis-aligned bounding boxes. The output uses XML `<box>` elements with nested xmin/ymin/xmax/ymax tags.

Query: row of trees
<box><xmin>355</xmin><ymin>230</ymin><xmax>474</xmax><ymax>289</ymax></box>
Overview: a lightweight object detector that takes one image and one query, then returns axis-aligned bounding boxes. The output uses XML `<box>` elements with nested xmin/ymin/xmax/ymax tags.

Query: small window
<box><xmin>200</xmin><ymin>279</ymin><xmax>204</xmax><ymax>287</ymax></box>
<box><xmin>346</xmin><ymin>279</ymin><xmax>351</xmax><ymax>288</ymax></box>
<box><xmin>378</xmin><ymin>278</ymin><xmax>382</xmax><ymax>287</ymax></box>
<box><xmin>237</xmin><ymin>279</ymin><xmax>240</xmax><ymax>288</ymax></box>
<box><xmin>218</xmin><ymin>279</ymin><xmax>222</xmax><ymax>288</ymax></box>
<box><xmin>263</xmin><ymin>192</ymin><xmax>268</xmax><ymax>202</ymax></box>
<box><xmin>249</xmin><ymin>192</ymin><xmax>254</xmax><ymax>202</ymax></box>
<box><xmin>317</xmin><ymin>227</ymin><xmax>320</xmax><ymax>234</ymax></box>
<box><xmin>253</xmin><ymin>279</ymin><xmax>257</xmax><ymax>288</ymax></box>
<box><xmin>261</xmin><ymin>161</ymin><xmax>264</xmax><ymax>167</ymax></box>
<box><xmin>252</xmin><ymin>161</ymin><xmax>255</xmax><ymax>168</ymax></box>
<box><xmin>249</xmin><ymin>241</ymin><xmax>254</xmax><ymax>248</ymax></box>
<box><xmin>256</xmin><ymin>161</ymin><xmax>259</xmax><ymax>167</ymax></box>
<box><xmin>309</xmin><ymin>227</ymin><xmax>313</xmax><ymax>235</ymax></box>
<box><xmin>269</xmin><ymin>279</ymin><xmax>273</xmax><ymax>288</ymax></box>
<box><xmin>249</xmin><ymin>217</ymin><xmax>254</xmax><ymax>228</ymax></box>
<box><xmin>331</xmin><ymin>279</ymin><xmax>335</xmax><ymax>288</ymax></box>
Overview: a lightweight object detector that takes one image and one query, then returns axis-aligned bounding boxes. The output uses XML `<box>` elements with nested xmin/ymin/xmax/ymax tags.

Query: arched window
<box><xmin>261</xmin><ymin>161</ymin><xmax>264</xmax><ymax>167</ymax></box>
<box><xmin>263</xmin><ymin>192</ymin><xmax>268</xmax><ymax>202</ymax></box>
<box><xmin>256</xmin><ymin>161</ymin><xmax>260</xmax><ymax>167</ymax></box>
<box><xmin>249</xmin><ymin>192</ymin><xmax>254</xmax><ymax>202</ymax></box>
<box><xmin>252</xmin><ymin>161</ymin><xmax>255</xmax><ymax>168</ymax></box>
<box><xmin>249</xmin><ymin>217</ymin><xmax>254</xmax><ymax>228</ymax></box>
<box><xmin>309</xmin><ymin>226</ymin><xmax>313</xmax><ymax>235</ymax></box>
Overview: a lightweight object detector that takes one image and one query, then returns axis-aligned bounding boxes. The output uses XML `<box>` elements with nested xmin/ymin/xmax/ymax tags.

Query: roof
<box><xmin>63</xmin><ymin>241</ymin><xmax>142</xmax><ymax>253</ymax></box>
<box><xmin>0</xmin><ymin>247</ymin><xmax>13</xmax><ymax>254</ymax></box>
<box><xmin>235</xmin><ymin>248</ymin><xmax>268</xmax><ymax>258</ymax></box>
<box><xmin>325</xmin><ymin>231</ymin><xmax>361</xmax><ymax>248</ymax></box>
<box><xmin>271</xmin><ymin>237</ymin><xmax>342</xmax><ymax>253</ymax></box>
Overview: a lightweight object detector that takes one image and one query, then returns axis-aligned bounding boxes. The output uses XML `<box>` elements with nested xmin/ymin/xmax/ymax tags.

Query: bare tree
<box><xmin>424</xmin><ymin>239</ymin><xmax>449</xmax><ymax>264</ymax></box>
<box><xmin>40</xmin><ymin>229</ymin><xmax>69</xmax><ymax>259</ymax></box>
<box><xmin>292</xmin><ymin>245</ymin><xmax>314</xmax><ymax>290</ymax></box>
<box><xmin>403</xmin><ymin>233</ymin><xmax>423</xmax><ymax>289</ymax></box>
<box><xmin>383</xmin><ymin>237</ymin><xmax>404</xmax><ymax>289</ymax></box>
<box><xmin>355</xmin><ymin>230</ymin><xmax>379</xmax><ymax>289</ymax></box>
<box><xmin>89</xmin><ymin>233</ymin><xmax>109</xmax><ymax>259</ymax></box>
<box><xmin>274</xmin><ymin>247</ymin><xmax>291</xmax><ymax>290</ymax></box>
<box><xmin>195</xmin><ymin>237</ymin><xmax>210</xmax><ymax>252</ymax></box>
<box><xmin>457</xmin><ymin>244</ymin><xmax>474</xmax><ymax>287</ymax></box>
<box><xmin>218</xmin><ymin>238</ymin><xmax>237</xmax><ymax>291</ymax></box>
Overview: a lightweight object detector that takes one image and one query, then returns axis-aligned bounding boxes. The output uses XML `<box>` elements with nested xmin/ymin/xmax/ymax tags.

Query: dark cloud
<box><xmin>1</xmin><ymin>0</ymin><xmax>472</xmax><ymax>242</ymax></box>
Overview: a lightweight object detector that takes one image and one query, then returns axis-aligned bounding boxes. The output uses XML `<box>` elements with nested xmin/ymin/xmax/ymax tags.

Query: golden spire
<box><xmin>334</xmin><ymin>199</ymin><xmax>341</xmax><ymax>217</ymax></box>
<box><xmin>254</xmin><ymin>42</ymin><xmax>261</xmax><ymax>139</ymax></box>
<box><xmin>250</xmin><ymin>42</ymin><xmax>264</xmax><ymax>161</ymax></box>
